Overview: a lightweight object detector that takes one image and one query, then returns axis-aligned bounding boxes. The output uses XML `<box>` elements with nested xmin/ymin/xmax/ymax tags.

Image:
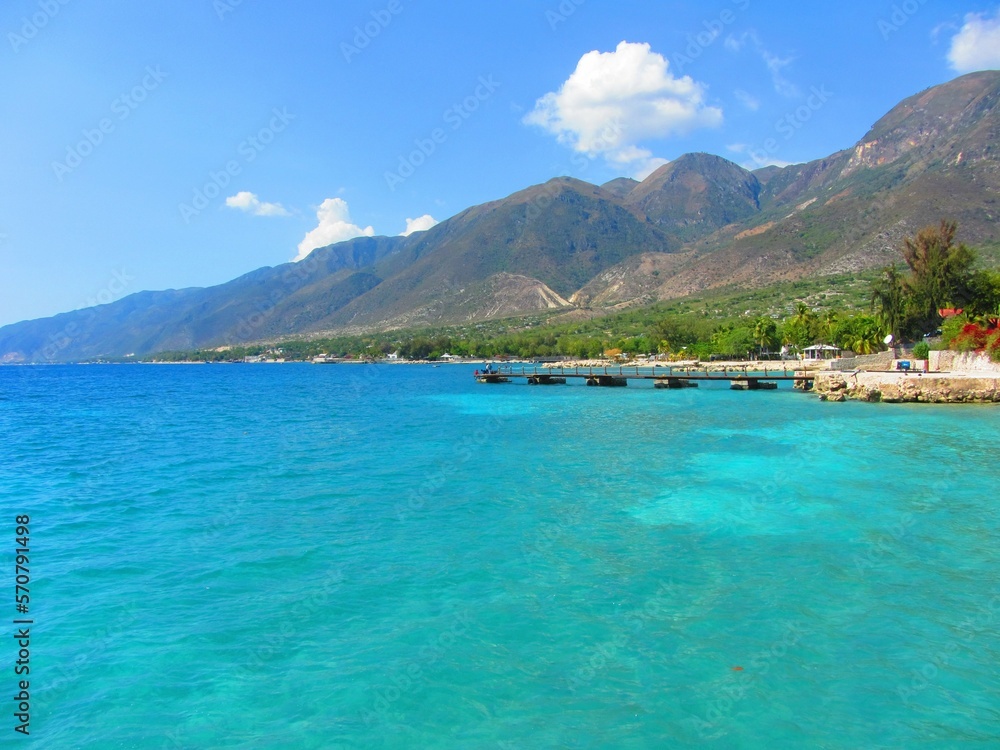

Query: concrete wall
<box><xmin>928</xmin><ymin>350</ymin><xmax>956</xmax><ymax>372</ymax></box>
<box><xmin>927</xmin><ymin>350</ymin><xmax>1000</xmax><ymax>373</ymax></box>
<box><xmin>952</xmin><ymin>351</ymin><xmax>1000</xmax><ymax>374</ymax></box>
<box><xmin>832</xmin><ymin>350</ymin><xmax>1000</xmax><ymax>374</ymax></box>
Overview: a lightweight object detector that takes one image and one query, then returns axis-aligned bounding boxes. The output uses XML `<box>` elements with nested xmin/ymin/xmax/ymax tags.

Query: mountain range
<box><xmin>4</xmin><ymin>70</ymin><xmax>1000</xmax><ymax>362</ymax></box>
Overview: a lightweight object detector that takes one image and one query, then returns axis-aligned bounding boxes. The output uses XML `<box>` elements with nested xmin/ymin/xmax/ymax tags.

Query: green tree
<box><xmin>965</xmin><ymin>269</ymin><xmax>1000</xmax><ymax>322</ymax></box>
<box><xmin>901</xmin><ymin>220</ymin><xmax>976</xmax><ymax>334</ymax></box>
<box><xmin>752</xmin><ymin>317</ymin><xmax>778</xmax><ymax>354</ymax></box>
<box><xmin>649</xmin><ymin>317</ymin><xmax>697</xmax><ymax>354</ymax></box>
<box><xmin>792</xmin><ymin>301</ymin><xmax>810</xmax><ymax>324</ymax></box>
<box><xmin>840</xmin><ymin>314</ymin><xmax>883</xmax><ymax>354</ymax></box>
<box><xmin>870</xmin><ymin>265</ymin><xmax>907</xmax><ymax>341</ymax></box>
<box><xmin>712</xmin><ymin>324</ymin><xmax>755</xmax><ymax>359</ymax></box>
<box><xmin>819</xmin><ymin>310</ymin><xmax>838</xmax><ymax>344</ymax></box>
<box><xmin>782</xmin><ymin>302</ymin><xmax>816</xmax><ymax>348</ymax></box>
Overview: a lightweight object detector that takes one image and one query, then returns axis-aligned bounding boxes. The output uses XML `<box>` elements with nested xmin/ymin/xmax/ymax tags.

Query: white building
<box><xmin>803</xmin><ymin>344</ymin><xmax>841</xmax><ymax>360</ymax></box>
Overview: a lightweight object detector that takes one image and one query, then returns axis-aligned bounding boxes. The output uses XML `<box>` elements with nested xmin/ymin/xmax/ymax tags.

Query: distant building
<box><xmin>803</xmin><ymin>344</ymin><xmax>841</xmax><ymax>360</ymax></box>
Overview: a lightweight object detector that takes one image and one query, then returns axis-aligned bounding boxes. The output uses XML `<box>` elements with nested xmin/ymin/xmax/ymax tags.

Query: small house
<box><xmin>803</xmin><ymin>344</ymin><xmax>841</xmax><ymax>360</ymax></box>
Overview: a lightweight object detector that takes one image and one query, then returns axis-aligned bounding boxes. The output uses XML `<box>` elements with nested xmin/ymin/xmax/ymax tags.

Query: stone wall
<box><xmin>829</xmin><ymin>351</ymin><xmax>895</xmax><ymax>372</ymax></box>
<box><xmin>832</xmin><ymin>350</ymin><xmax>1000</xmax><ymax>374</ymax></box>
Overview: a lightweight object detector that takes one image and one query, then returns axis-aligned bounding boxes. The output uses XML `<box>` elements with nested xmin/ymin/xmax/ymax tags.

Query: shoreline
<box><xmin>814</xmin><ymin>370</ymin><xmax>1000</xmax><ymax>403</ymax></box>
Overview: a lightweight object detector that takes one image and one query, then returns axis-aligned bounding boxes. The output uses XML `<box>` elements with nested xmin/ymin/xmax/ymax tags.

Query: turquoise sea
<box><xmin>1</xmin><ymin>363</ymin><xmax>999</xmax><ymax>749</ymax></box>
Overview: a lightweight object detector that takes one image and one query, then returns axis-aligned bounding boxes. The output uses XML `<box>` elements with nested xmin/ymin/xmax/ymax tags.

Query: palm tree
<box><xmin>871</xmin><ymin>265</ymin><xmax>907</xmax><ymax>341</ymax></box>
<box><xmin>792</xmin><ymin>301</ymin><xmax>810</xmax><ymax>324</ymax></box>
<box><xmin>786</xmin><ymin>301</ymin><xmax>816</xmax><ymax>347</ymax></box>
<box><xmin>849</xmin><ymin>317</ymin><xmax>883</xmax><ymax>355</ymax></box>
<box><xmin>752</xmin><ymin>317</ymin><xmax>777</xmax><ymax>355</ymax></box>
<box><xmin>820</xmin><ymin>310</ymin><xmax>838</xmax><ymax>344</ymax></box>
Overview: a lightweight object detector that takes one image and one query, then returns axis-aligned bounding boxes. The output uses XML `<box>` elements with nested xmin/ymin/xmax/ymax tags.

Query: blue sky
<box><xmin>2</xmin><ymin>0</ymin><xmax>999</xmax><ymax>326</ymax></box>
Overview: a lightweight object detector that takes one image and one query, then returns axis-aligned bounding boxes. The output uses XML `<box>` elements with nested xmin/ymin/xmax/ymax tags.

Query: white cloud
<box><xmin>726</xmin><ymin>143</ymin><xmax>791</xmax><ymax>170</ymax></box>
<box><xmin>724</xmin><ymin>34</ymin><xmax>746</xmax><ymax>53</ymax></box>
<box><xmin>734</xmin><ymin>89</ymin><xmax>760</xmax><ymax>111</ymax></box>
<box><xmin>606</xmin><ymin>147</ymin><xmax>668</xmax><ymax>180</ymax></box>
<box><xmin>761</xmin><ymin>53</ymin><xmax>797</xmax><ymax>98</ymax></box>
<box><xmin>294</xmin><ymin>198</ymin><xmax>374</xmax><ymax>262</ymax></box>
<box><xmin>931</xmin><ymin>21</ymin><xmax>958</xmax><ymax>44</ymax></box>
<box><xmin>400</xmin><ymin>214</ymin><xmax>439</xmax><ymax>237</ymax></box>
<box><xmin>726</xmin><ymin>31</ymin><xmax>799</xmax><ymax>98</ymax></box>
<box><xmin>524</xmin><ymin>41</ymin><xmax>722</xmax><ymax>176</ymax></box>
<box><xmin>224</xmin><ymin>191</ymin><xmax>290</xmax><ymax>217</ymax></box>
<box><xmin>948</xmin><ymin>9</ymin><xmax>1000</xmax><ymax>72</ymax></box>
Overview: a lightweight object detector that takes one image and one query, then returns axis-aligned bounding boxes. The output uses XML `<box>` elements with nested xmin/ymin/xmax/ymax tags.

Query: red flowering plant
<box><xmin>988</xmin><ymin>329</ymin><xmax>1000</xmax><ymax>362</ymax></box>
<box><xmin>950</xmin><ymin>322</ymin><xmax>1000</xmax><ymax>358</ymax></box>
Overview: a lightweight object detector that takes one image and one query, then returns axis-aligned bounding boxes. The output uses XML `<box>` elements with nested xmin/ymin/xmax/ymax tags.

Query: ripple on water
<box><xmin>2</xmin><ymin>364</ymin><xmax>1000</xmax><ymax>749</ymax></box>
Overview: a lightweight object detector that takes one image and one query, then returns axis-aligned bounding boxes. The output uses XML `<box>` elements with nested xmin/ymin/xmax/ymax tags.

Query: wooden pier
<box><xmin>475</xmin><ymin>365</ymin><xmax>814</xmax><ymax>391</ymax></box>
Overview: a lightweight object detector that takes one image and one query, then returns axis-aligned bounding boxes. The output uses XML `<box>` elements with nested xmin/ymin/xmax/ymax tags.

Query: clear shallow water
<box><xmin>1</xmin><ymin>363</ymin><xmax>999</xmax><ymax>749</ymax></box>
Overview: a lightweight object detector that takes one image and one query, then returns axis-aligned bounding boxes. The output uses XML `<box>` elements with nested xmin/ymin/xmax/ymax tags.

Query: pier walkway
<box><xmin>475</xmin><ymin>365</ymin><xmax>814</xmax><ymax>390</ymax></box>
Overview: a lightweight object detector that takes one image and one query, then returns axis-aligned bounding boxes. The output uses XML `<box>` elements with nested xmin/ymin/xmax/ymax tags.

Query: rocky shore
<box><xmin>813</xmin><ymin>371</ymin><xmax>1000</xmax><ymax>403</ymax></box>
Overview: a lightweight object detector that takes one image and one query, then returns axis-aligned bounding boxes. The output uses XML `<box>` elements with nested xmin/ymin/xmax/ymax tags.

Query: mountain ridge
<box><xmin>3</xmin><ymin>71</ymin><xmax>1000</xmax><ymax>362</ymax></box>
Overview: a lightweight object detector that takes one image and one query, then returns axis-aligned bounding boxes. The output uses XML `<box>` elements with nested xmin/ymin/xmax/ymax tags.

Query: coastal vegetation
<box><xmin>871</xmin><ymin>221</ymin><xmax>999</xmax><ymax>338</ymax></box>
<box><xmin>146</xmin><ymin>222</ymin><xmax>1000</xmax><ymax>365</ymax></box>
<box><xmin>870</xmin><ymin>221</ymin><xmax>1000</xmax><ymax>360</ymax></box>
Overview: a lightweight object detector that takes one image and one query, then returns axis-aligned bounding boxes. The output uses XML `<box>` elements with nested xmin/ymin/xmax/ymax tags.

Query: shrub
<box><xmin>989</xmin><ymin>329</ymin><xmax>1000</xmax><ymax>363</ymax></box>
<box><xmin>951</xmin><ymin>323</ymin><xmax>991</xmax><ymax>352</ymax></box>
<box><xmin>950</xmin><ymin>322</ymin><xmax>1000</xmax><ymax>358</ymax></box>
<box><xmin>940</xmin><ymin>313</ymin><xmax>969</xmax><ymax>345</ymax></box>
<box><xmin>912</xmin><ymin>341</ymin><xmax>930</xmax><ymax>360</ymax></box>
